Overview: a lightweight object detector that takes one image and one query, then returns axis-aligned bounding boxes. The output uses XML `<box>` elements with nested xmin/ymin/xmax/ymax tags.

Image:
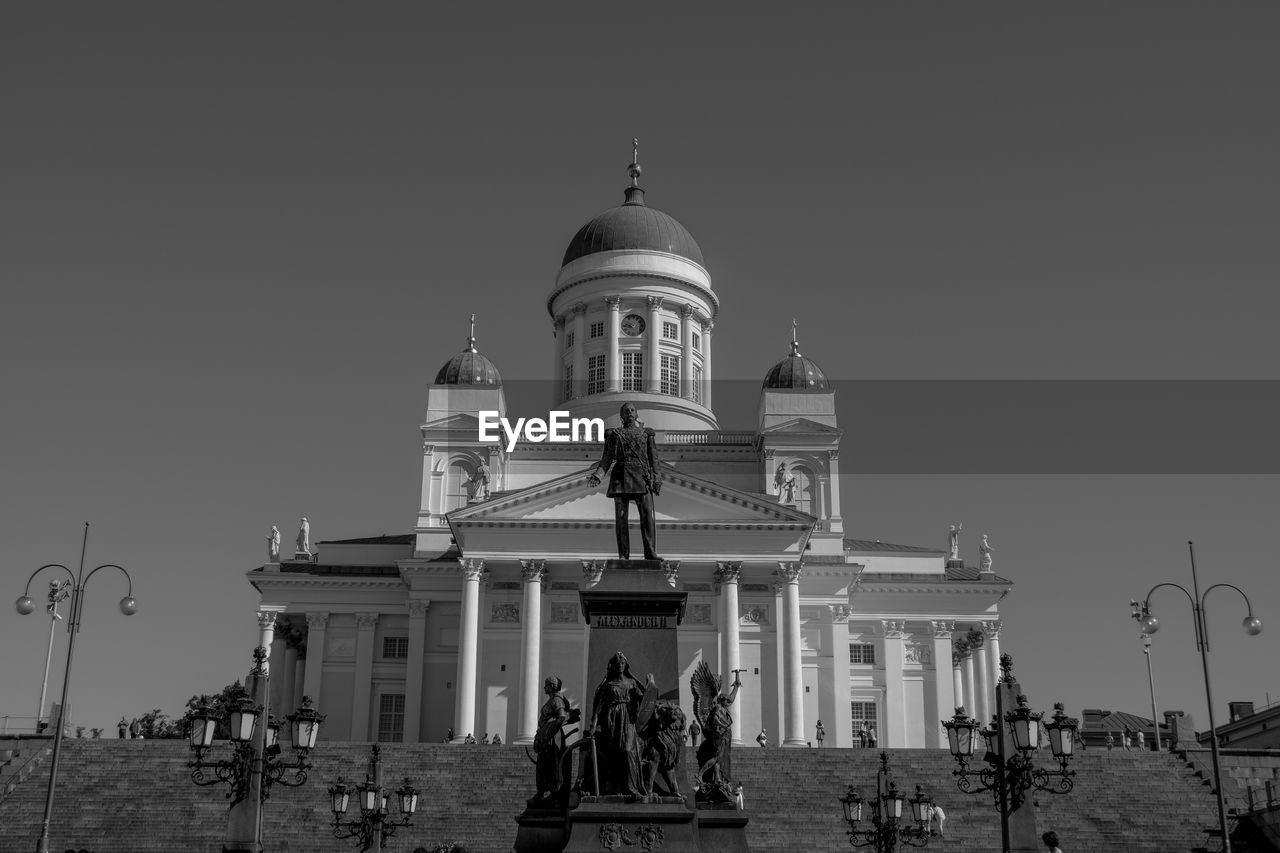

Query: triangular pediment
<box><xmin>760</xmin><ymin>417</ymin><xmax>842</xmax><ymax>435</ymax></box>
<box><xmin>421</xmin><ymin>412</ymin><xmax>482</xmax><ymax>433</ymax></box>
<box><xmin>449</xmin><ymin>465</ymin><xmax>815</xmax><ymax>526</ymax></box>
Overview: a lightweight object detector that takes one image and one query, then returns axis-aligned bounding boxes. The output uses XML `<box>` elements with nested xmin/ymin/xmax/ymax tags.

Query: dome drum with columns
<box><xmin>249</xmin><ymin>149</ymin><xmax>1012</xmax><ymax>750</ymax></box>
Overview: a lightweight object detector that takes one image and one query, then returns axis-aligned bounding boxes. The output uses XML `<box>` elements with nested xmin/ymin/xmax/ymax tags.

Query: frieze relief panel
<box><xmin>904</xmin><ymin>642</ymin><xmax>933</xmax><ymax>667</ymax></box>
<box><xmin>740</xmin><ymin>605</ymin><xmax>769</xmax><ymax>625</ymax></box>
<box><xmin>491</xmin><ymin>603</ymin><xmax>520</xmax><ymax>624</ymax></box>
<box><xmin>686</xmin><ymin>603</ymin><xmax>712</xmax><ymax>625</ymax></box>
<box><xmin>325</xmin><ymin>635</ymin><xmax>356</xmax><ymax>659</ymax></box>
<box><xmin>551</xmin><ymin>603</ymin><xmax>579</xmax><ymax>625</ymax></box>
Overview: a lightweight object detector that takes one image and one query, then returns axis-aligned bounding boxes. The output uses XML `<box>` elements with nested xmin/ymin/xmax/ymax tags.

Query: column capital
<box><xmin>553</xmin><ymin>315</ymin><xmax>565</xmax><ymax>331</ymax></box>
<box><xmin>714</xmin><ymin>561</ymin><xmax>743</xmax><ymax>585</ymax></box>
<box><xmin>604</xmin><ymin>295</ymin><xmax>622</xmax><ymax>309</ymax></box>
<box><xmin>257</xmin><ymin>609</ymin><xmax>280</xmax><ymax>630</ymax></box>
<box><xmin>828</xmin><ymin>449</ymin><xmax>840</xmax><ymax>461</ymax></box>
<box><xmin>570</xmin><ymin>302</ymin><xmax>587</xmax><ymax>317</ymax></box>
<box><xmin>408</xmin><ymin>599</ymin><xmax>431</xmax><ymax>618</ymax></box>
<box><xmin>520</xmin><ymin>559</ymin><xmax>547</xmax><ymax>583</ymax></box>
<box><xmin>306</xmin><ymin>611</ymin><xmax>329</xmax><ymax>630</ymax></box>
<box><xmin>877</xmin><ymin>619</ymin><xmax>906</xmax><ymax>639</ymax></box>
<box><xmin>679</xmin><ymin>303</ymin><xmax>695</xmax><ymax>319</ymax></box>
<box><xmin>355</xmin><ymin>612</ymin><xmax>379</xmax><ymax>632</ymax></box>
<box><xmin>701</xmin><ymin>319</ymin><xmax>715</xmax><ymax>333</ymax></box>
<box><xmin>459</xmin><ymin>558</ymin><xmax>486</xmax><ymax>581</ymax></box>
<box><xmin>829</xmin><ymin>604</ymin><xmax>851</xmax><ymax>623</ymax></box>
<box><xmin>646</xmin><ymin>295</ymin><xmax>665</xmax><ymax>310</ymax></box>
<box><xmin>981</xmin><ymin>620</ymin><xmax>1002</xmax><ymax>638</ymax></box>
<box><xmin>776</xmin><ymin>561</ymin><xmax>804</xmax><ymax>583</ymax></box>
<box><xmin>927</xmin><ymin>620</ymin><xmax>955</xmax><ymax>639</ymax></box>
<box><xmin>422</xmin><ymin>441</ymin><xmax>435</xmax><ymax>454</ymax></box>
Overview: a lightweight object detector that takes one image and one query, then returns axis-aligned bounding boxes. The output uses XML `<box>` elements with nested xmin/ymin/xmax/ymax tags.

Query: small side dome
<box><xmin>434</xmin><ymin>349</ymin><xmax>502</xmax><ymax>386</ymax></box>
<box><xmin>763</xmin><ymin>338</ymin><xmax>828</xmax><ymax>391</ymax></box>
<box><xmin>433</xmin><ymin>315</ymin><xmax>502</xmax><ymax>386</ymax></box>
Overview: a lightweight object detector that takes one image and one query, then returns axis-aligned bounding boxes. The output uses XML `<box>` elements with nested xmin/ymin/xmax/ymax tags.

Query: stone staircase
<box><xmin>0</xmin><ymin>740</ymin><xmax>1263</xmax><ymax>853</ymax></box>
<box><xmin>0</xmin><ymin>739</ymin><xmax>52</xmax><ymax>804</ymax></box>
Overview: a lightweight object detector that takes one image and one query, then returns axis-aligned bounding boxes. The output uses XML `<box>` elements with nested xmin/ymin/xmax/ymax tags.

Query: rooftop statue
<box><xmin>588</xmin><ymin>403</ymin><xmax>661</xmax><ymax>561</ymax></box>
<box><xmin>948</xmin><ymin>522</ymin><xmax>963</xmax><ymax>561</ymax></box>
<box><xmin>979</xmin><ymin>533</ymin><xmax>993</xmax><ymax>571</ymax></box>
<box><xmin>297</xmin><ymin>517</ymin><xmax>310</xmax><ymax>554</ymax></box>
<box><xmin>267</xmin><ymin>525</ymin><xmax>281</xmax><ymax>562</ymax></box>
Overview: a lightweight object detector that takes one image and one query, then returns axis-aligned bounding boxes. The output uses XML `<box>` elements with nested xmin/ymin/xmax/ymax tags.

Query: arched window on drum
<box><xmin>790</xmin><ymin>465</ymin><xmax>815</xmax><ymax>516</ymax></box>
<box><xmin>445</xmin><ymin>460</ymin><xmax>476</xmax><ymax>513</ymax></box>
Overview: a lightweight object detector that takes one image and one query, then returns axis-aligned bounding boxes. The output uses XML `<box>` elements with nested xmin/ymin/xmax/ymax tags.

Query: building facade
<box><xmin>250</xmin><ymin>159</ymin><xmax>1012</xmax><ymax>749</ymax></box>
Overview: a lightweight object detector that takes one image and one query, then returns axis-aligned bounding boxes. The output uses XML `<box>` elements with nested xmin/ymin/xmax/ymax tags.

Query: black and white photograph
<box><xmin>2</xmin><ymin>5</ymin><xmax>1279</xmax><ymax>851</ymax></box>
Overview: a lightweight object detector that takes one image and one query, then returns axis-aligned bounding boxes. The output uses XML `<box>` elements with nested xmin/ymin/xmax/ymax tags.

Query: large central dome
<box><xmin>561</xmin><ymin>185</ymin><xmax>704</xmax><ymax>268</ymax></box>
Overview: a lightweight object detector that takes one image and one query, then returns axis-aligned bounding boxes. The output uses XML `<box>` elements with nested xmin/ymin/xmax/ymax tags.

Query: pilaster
<box><xmin>926</xmin><ymin>620</ymin><xmax>956</xmax><ymax>748</ymax></box>
<box><xmin>352</xmin><ymin>612</ymin><xmax>379</xmax><ymax>740</ymax></box>
<box><xmin>879</xmin><ymin>620</ymin><xmax>906</xmax><ymax>748</ymax></box>
<box><xmin>405</xmin><ymin>599</ymin><xmax>430</xmax><ymax>742</ymax></box>
<box><xmin>302</xmin><ymin>612</ymin><xmax>329</xmax><ymax>710</ymax></box>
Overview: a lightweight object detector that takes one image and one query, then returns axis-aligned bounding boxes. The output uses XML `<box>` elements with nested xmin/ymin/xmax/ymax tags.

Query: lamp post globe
<box><xmin>119</xmin><ymin>595</ymin><xmax>138</xmax><ymax>615</ymax></box>
<box><xmin>1138</xmin><ymin>614</ymin><xmax>1159</xmax><ymax>635</ymax></box>
<box><xmin>15</xmin><ymin>595</ymin><xmax>36</xmax><ymax>615</ymax></box>
<box><xmin>1243</xmin><ymin>615</ymin><xmax>1263</xmax><ymax>636</ymax></box>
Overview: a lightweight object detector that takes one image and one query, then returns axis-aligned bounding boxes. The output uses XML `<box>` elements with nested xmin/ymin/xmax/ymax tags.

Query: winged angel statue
<box><xmin>690</xmin><ymin>660</ymin><xmax>742</xmax><ymax>803</ymax></box>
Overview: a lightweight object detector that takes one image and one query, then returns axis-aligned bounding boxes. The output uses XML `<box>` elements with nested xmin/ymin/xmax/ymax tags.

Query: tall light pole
<box><xmin>13</xmin><ymin>523</ymin><xmax>138</xmax><ymax>853</ymax></box>
<box><xmin>1133</xmin><ymin>540</ymin><xmax>1263</xmax><ymax>853</ymax></box>
<box><xmin>37</xmin><ymin>580</ymin><xmax>71</xmax><ymax>731</ymax></box>
<box><xmin>1130</xmin><ymin>600</ymin><xmax>1162</xmax><ymax>750</ymax></box>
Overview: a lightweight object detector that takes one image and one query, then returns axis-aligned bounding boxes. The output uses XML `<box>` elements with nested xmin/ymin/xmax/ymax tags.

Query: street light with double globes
<box><xmin>1133</xmin><ymin>540</ymin><xmax>1263</xmax><ymax>853</ymax></box>
<box><xmin>13</xmin><ymin>523</ymin><xmax>138</xmax><ymax>853</ymax></box>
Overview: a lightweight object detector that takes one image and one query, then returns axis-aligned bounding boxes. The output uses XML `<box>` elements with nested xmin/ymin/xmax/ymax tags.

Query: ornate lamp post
<box><xmin>13</xmin><ymin>523</ymin><xmax>138</xmax><ymax>853</ymax></box>
<box><xmin>188</xmin><ymin>645</ymin><xmax>324</xmax><ymax>852</ymax></box>
<box><xmin>838</xmin><ymin>752</ymin><xmax>934</xmax><ymax>851</ymax></box>
<box><xmin>1133</xmin><ymin>540</ymin><xmax>1263</xmax><ymax>853</ymax></box>
<box><xmin>943</xmin><ymin>655</ymin><xmax>1078</xmax><ymax>851</ymax></box>
<box><xmin>327</xmin><ymin>744</ymin><xmax>419</xmax><ymax>852</ymax></box>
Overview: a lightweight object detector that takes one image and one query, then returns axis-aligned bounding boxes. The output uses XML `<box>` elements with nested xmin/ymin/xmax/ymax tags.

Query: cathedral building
<box><xmin>250</xmin><ymin>156</ymin><xmax>1011</xmax><ymax>750</ymax></box>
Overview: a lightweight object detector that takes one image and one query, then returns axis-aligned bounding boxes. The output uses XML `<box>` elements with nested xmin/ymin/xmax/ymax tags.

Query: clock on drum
<box><xmin>621</xmin><ymin>314</ymin><xmax>646</xmax><ymax>336</ymax></box>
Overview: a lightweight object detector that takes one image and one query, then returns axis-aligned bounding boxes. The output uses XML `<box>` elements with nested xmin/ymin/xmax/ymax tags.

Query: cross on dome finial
<box><xmin>467</xmin><ymin>313</ymin><xmax>477</xmax><ymax>352</ymax></box>
<box><xmin>627</xmin><ymin>137</ymin><xmax>642</xmax><ymax>188</ymax></box>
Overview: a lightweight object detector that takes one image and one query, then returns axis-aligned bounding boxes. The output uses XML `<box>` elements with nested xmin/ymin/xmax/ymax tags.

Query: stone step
<box><xmin>0</xmin><ymin>741</ymin><xmax>1265</xmax><ymax>852</ymax></box>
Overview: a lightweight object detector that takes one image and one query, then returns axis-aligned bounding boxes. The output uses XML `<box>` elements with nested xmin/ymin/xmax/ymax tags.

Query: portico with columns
<box><xmin>248</xmin><ymin>150</ymin><xmax>1013</xmax><ymax>749</ymax></box>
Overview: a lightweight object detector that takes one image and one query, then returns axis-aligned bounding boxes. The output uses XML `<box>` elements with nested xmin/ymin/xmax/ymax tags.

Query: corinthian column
<box><xmin>646</xmin><ymin>295</ymin><xmax>663</xmax><ymax>393</ymax></box>
<box><xmin>454</xmin><ymin>559</ymin><xmax>484</xmax><ymax>743</ymax></box>
<box><xmin>516</xmin><ymin>559</ymin><xmax>546</xmax><ymax>745</ymax></box>
<box><xmin>778</xmin><ymin>561</ymin><xmax>806</xmax><ymax>747</ymax></box>
<box><xmin>605</xmin><ymin>296</ymin><xmax>622</xmax><ymax>392</ymax></box>
<box><xmin>716</xmin><ymin>561</ymin><xmax>744</xmax><ymax>746</ymax></box>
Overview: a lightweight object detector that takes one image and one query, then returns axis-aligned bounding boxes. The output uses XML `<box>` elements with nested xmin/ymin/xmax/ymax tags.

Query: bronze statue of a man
<box><xmin>588</xmin><ymin>402</ymin><xmax>661</xmax><ymax>560</ymax></box>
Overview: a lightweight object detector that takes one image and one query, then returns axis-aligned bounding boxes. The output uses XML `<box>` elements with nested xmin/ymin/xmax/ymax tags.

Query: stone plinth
<box><xmin>564</xmin><ymin>799</ymin><xmax>698</xmax><ymax>853</ymax></box>
<box><xmin>579</xmin><ymin>563</ymin><xmax>687</xmax><ymax>705</ymax></box>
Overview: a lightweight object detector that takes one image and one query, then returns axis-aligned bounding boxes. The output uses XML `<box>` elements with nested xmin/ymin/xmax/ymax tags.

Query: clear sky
<box><xmin>2</xmin><ymin>4</ymin><xmax>1278</xmax><ymax>736</ymax></box>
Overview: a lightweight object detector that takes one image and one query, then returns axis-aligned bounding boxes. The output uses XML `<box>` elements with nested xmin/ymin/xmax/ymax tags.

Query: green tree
<box><xmin>176</xmin><ymin>680</ymin><xmax>250</xmax><ymax>741</ymax></box>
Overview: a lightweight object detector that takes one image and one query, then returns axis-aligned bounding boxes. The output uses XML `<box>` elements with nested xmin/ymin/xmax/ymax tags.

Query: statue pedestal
<box><xmin>579</xmin><ymin>564</ymin><xmax>687</xmax><ymax>705</ymax></box>
<box><xmin>564</xmin><ymin>799</ymin><xmax>698</xmax><ymax>853</ymax></box>
<box><xmin>945</xmin><ymin>558</ymin><xmax>964</xmax><ymax>570</ymax></box>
